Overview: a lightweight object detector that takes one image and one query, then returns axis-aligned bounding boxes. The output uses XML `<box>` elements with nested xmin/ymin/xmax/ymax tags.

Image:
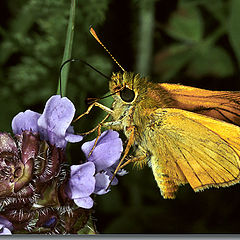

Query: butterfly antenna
<box><xmin>59</xmin><ymin>59</ymin><xmax>110</xmax><ymax>96</ymax></box>
<box><xmin>59</xmin><ymin>59</ymin><xmax>75</xmax><ymax>97</ymax></box>
<box><xmin>90</xmin><ymin>26</ymin><xmax>126</xmax><ymax>72</ymax></box>
<box><xmin>87</xmin><ymin>86</ymin><xmax>125</xmax><ymax>104</ymax></box>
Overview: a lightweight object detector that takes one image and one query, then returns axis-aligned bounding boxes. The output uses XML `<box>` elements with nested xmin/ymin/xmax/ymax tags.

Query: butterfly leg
<box><xmin>118</xmin><ymin>155</ymin><xmax>146</xmax><ymax>169</ymax></box>
<box><xmin>87</xmin><ymin>123</ymin><xmax>103</xmax><ymax>157</ymax></box>
<box><xmin>107</xmin><ymin>126</ymin><xmax>135</xmax><ymax>189</ymax></box>
<box><xmin>118</xmin><ymin>145</ymin><xmax>149</xmax><ymax>169</ymax></box>
<box><xmin>79</xmin><ymin>113</ymin><xmax>110</xmax><ymax>136</ymax></box>
<box><xmin>84</xmin><ymin>113</ymin><xmax>121</xmax><ymax>157</ymax></box>
<box><xmin>89</xmin><ymin>116</ymin><xmax>126</xmax><ymax>154</ymax></box>
<box><xmin>74</xmin><ymin>102</ymin><xmax>114</xmax><ymax>122</ymax></box>
<box><xmin>86</xmin><ymin>118</ymin><xmax>124</xmax><ymax>156</ymax></box>
<box><xmin>74</xmin><ymin>99</ymin><xmax>116</xmax><ymax>136</ymax></box>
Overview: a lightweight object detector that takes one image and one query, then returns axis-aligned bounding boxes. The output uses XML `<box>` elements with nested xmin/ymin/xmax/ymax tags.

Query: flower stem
<box><xmin>57</xmin><ymin>0</ymin><xmax>76</xmax><ymax>97</ymax></box>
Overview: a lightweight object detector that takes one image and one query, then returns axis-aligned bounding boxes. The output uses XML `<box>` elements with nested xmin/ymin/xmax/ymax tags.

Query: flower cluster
<box><xmin>0</xmin><ymin>95</ymin><xmax>125</xmax><ymax>234</ymax></box>
<box><xmin>67</xmin><ymin>130</ymin><xmax>124</xmax><ymax>209</ymax></box>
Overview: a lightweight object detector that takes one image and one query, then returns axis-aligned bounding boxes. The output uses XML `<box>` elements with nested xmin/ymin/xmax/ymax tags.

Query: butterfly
<box><xmin>77</xmin><ymin>27</ymin><xmax>240</xmax><ymax>199</ymax></box>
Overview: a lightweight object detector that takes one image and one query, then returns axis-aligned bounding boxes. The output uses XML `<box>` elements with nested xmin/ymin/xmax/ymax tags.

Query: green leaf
<box><xmin>166</xmin><ymin>2</ymin><xmax>203</xmax><ymax>42</ymax></box>
<box><xmin>201</xmin><ymin>0</ymin><xmax>227</xmax><ymax>24</ymax></box>
<box><xmin>186</xmin><ymin>46</ymin><xmax>234</xmax><ymax>78</ymax></box>
<box><xmin>228</xmin><ymin>0</ymin><xmax>240</xmax><ymax>66</ymax></box>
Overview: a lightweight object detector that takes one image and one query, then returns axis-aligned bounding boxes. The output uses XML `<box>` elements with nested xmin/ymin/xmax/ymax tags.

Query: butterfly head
<box><xmin>110</xmin><ymin>72</ymin><xmax>148</xmax><ymax>104</ymax></box>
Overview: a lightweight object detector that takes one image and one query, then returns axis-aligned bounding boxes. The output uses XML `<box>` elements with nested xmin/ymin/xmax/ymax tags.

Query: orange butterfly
<box><xmin>78</xmin><ymin>28</ymin><xmax>240</xmax><ymax>199</ymax></box>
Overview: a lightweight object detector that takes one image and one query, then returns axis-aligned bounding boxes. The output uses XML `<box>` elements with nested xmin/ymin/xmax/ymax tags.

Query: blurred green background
<box><xmin>1</xmin><ymin>0</ymin><xmax>240</xmax><ymax>234</ymax></box>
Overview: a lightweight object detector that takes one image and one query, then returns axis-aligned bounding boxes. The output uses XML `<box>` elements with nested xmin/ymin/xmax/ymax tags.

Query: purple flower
<box><xmin>82</xmin><ymin>130</ymin><xmax>123</xmax><ymax>172</ymax></box>
<box><xmin>94</xmin><ymin>171</ymin><xmax>112</xmax><ymax>195</ymax></box>
<box><xmin>12</xmin><ymin>95</ymin><xmax>83</xmax><ymax>148</ymax></box>
<box><xmin>82</xmin><ymin>130</ymin><xmax>124</xmax><ymax>195</ymax></box>
<box><xmin>11</xmin><ymin>110</ymin><xmax>40</xmax><ymax>134</ymax></box>
<box><xmin>67</xmin><ymin>162</ymin><xmax>96</xmax><ymax>209</ymax></box>
<box><xmin>0</xmin><ymin>216</ymin><xmax>13</xmax><ymax>235</ymax></box>
<box><xmin>66</xmin><ymin>130</ymin><xmax>126</xmax><ymax>209</ymax></box>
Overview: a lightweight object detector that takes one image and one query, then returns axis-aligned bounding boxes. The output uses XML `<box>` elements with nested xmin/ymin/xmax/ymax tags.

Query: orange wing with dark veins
<box><xmin>160</xmin><ymin>83</ymin><xmax>240</xmax><ymax>126</ymax></box>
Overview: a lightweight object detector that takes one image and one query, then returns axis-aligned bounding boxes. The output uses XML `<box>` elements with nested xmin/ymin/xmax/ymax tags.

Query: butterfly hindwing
<box><xmin>144</xmin><ymin>108</ymin><xmax>240</xmax><ymax>198</ymax></box>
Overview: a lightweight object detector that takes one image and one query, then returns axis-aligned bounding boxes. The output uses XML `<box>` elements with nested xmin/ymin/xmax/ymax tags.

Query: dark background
<box><xmin>1</xmin><ymin>0</ymin><xmax>240</xmax><ymax>233</ymax></box>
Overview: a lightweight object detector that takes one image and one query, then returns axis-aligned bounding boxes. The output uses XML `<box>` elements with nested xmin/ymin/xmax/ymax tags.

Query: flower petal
<box><xmin>94</xmin><ymin>172</ymin><xmax>110</xmax><ymax>195</ymax></box>
<box><xmin>67</xmin><ymin>162</ymin><xmax>96</xmax><ymax>199</ymax></box>
<box><xmin>81</xmin><ymin>130</ymin><xmax>123</xmax><ymax>171</ymax></box>
<box><xmin>74</xmin><ymin>196</ymin><xmax>93</xmax><ymax>209</ymax></box>
<box><xmin>65</xmin><ymin>133</ymin><xmax>83</xmax><ymax>143</ymax></box>
<box><xmin>65</xmin><ymin>132</ymin><xmax>83</xmax><ymax>143</ymax></box>
<box><xmin>0</xmin><ymin>216</ymin><xmax>13</xmax><ymax>231</ymax></box>
<box><xmin>0</xmin><ymin>225</ymin><xmax>12</xmax><ymax>235</ymax></box>
<box><xmin>117</xmin><ymin>169</ymin><xmax>128</xmax><ymax>176</ymax></box>
<box><xmin>65</xmin><ymin>126</ymin><xmax>83</xmax><ymax>142</ymax></box>
<box><xmin>37</xmin><ymin>95</ymin><xmax>77</xmax><ymax>148</ymax></box>
<box><xmin>12</xmin><ymin>110</ymin><xmax>40</xmax><ymax>134</ymax></box>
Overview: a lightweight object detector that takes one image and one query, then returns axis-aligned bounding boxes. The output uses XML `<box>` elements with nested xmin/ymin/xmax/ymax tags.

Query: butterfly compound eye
<box><xmin>120</xmin><ymin>87</ymin><xmax>135</xmax><ymax>102</ymax></box>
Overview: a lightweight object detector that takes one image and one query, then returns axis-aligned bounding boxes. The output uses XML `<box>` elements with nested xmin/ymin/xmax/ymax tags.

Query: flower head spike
<box><xmin>0</xmin><ymin>95</ymin><xmax>89</xmax><ymax>233</ymax></box>
<box><xmin>3</xmin><ymin>94</ymin><xmax>126</xmax><ymax>232</ymax></box>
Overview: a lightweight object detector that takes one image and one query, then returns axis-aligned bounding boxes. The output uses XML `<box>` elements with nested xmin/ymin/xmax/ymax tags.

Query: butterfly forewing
<box><xmin>159</xmin><ymin>83</ymin><xmax>240</xmax><ymax>126</ymax></box>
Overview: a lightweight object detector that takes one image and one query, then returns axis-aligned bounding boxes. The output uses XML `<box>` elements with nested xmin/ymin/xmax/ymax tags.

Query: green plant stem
<box><xmin>57</xmin><ymin>0</ymin><xmax>76</xmax><ymax>97</ymax></box>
